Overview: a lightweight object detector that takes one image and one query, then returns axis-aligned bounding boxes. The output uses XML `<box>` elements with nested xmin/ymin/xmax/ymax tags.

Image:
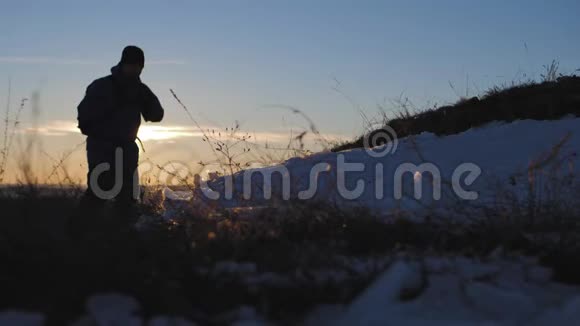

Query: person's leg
<box><xmin>113</xmin><ymin>141</ymin><xmax>140</xmax><ymax>225</ymax></box>
<box><xmin>69</xmin><ymin>139</ymin><xmax>114</xmax><ymax>238</ymax></box>
<box><xmin>85</xmin><ymin>138</ymin><xmax>116</xmax><ymax>205</ymax></box>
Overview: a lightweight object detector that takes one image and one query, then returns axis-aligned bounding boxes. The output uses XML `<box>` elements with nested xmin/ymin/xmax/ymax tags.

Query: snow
<box><xmin>148</xmin><ymin>316</ymin><xmax>196</xmax><ymax>326</ymax></box>
<box><xmin>0</xmin><ymin>311</ymin><xmax>44</xmax><ymax>326</ymax></box>
<box><xmin>339</xmin><ymin>260</ymin><xmax>424</xmax><ymax>325</ymax></box>
<box><xmin>162</xmin><ymin>186</ymin><xmax>194</xmax><ymax>219</ymax></box>
<box><xmin>85</xmin><ymin>293</ymin><xmax>142</xmax><ymax>326</ymax></box>
<box><xmin>163</xmin><ymin>187</ymin><xmax>193</xmax><ymax>202</ymax></box>
<box><xmin>68</xmin><ymin>293</ymin><xmax>198</xmax><ymax>326</ymax></box>
<box><xmin>307</xmin><ymin>256</ymin><xmax>580</xmax><ymax>326</ymax></box>
<box><xmin>199</xmin><ymin>117</ymin><xmax>580</xmax><ymax>218</ymax></box>
<box><xmin>4</xmin><ymin>258</ymin><xmax>579</xmax><ymax>325</ymax></box>
<box><xmin>216</xmin><ymin>306</ymin><xmax>265</xmax><ymax>326</ymax></box>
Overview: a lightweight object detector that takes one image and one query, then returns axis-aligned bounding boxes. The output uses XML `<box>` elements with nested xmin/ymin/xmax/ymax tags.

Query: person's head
<box><xmin>119</xmin><ymin>45</ymin><xmax>145</xmax><ymax>78</ymax></box>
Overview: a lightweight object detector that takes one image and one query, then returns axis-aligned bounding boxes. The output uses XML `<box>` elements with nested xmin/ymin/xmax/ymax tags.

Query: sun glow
<box><xmin>137</xmin><ymin>125</ymin><xmax>202</xmax><ymax>141</ymax></box>
<box><xmin>22</xmin><ymin>120</ymin><xmax>348</xmax><ymax>145</ymax></box>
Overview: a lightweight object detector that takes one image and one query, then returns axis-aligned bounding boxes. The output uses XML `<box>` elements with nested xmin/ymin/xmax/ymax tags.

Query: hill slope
<box><xmin>333</xmin><ymin>76</ymin><xmax>580</xmax><ymax>153</ymax></box>
<box><xmin>201</xmin><ymin>116</ymin><xmax>579</xmax><ymax>218</ymax></box>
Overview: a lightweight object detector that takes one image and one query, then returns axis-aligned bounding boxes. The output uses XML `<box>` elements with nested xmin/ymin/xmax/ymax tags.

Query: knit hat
<box><xmin>120</xmin><ymin>45</ymin><xmax>145</xmax><ymax>66</ymax></box>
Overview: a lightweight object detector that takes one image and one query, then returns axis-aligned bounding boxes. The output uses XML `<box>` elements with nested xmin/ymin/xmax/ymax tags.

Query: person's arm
<box><xmin>141</xmin><ymin>84</ymin><xmax>164</xmax><ymax>122</ymax></box>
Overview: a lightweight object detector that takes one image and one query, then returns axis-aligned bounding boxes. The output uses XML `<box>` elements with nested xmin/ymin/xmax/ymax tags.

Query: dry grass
<box><xmin>333</xmin><ymin>68</ymin><xmax>580</xmax><ymax>153</ymax></box>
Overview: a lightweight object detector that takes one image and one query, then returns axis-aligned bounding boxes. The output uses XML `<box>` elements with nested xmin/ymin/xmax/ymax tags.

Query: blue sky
<box><xmin>1</xmin><ymin>0</ymin><xmax>579</xmax><ymax>181</ymax></box>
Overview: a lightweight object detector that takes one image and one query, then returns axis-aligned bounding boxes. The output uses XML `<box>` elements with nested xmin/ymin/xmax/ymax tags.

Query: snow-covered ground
<box><xmin>198</xmin><ymin>117</ymin><xmax>579</xmax><ymax>218</ymax></box>
<box><xmin>310</xmin><ymin>255</ymin><xmax>580</xmax><ymax>326</ymax></box>
<box><xmin>3</xmin><ymin>255</ymin><xmax>578</xmax><ymax>325</ymax></box>
<box><xmin>0</xmin><ymin>294</ymin><xmax>196</xmax><ymax>326</ymax></box>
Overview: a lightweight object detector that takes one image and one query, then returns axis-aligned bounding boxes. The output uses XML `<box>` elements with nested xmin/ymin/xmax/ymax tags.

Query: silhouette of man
<box><xmin>75</xmin><ymin>45</ymin><xmax>164</xmax><ymax>225</ymax></box>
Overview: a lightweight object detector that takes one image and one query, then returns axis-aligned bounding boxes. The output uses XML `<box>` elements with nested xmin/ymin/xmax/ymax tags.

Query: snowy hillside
<box><xmin>199</xmin><ymin>117</ymin><xmax>580</xmax><ymax>218</ymax></box>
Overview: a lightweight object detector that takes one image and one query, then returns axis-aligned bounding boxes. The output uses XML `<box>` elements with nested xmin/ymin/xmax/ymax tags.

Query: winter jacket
<box><xmin>77</xmin><ymin>65</ymin><xmax>164</xmax><ymax>143</ymax></box>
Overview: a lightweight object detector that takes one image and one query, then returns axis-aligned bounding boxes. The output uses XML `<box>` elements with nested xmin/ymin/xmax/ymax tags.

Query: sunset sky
<box><xmin>1</xmin><ymin>0</ymin><xmax>579</xmax><ymax>183</ymax></box>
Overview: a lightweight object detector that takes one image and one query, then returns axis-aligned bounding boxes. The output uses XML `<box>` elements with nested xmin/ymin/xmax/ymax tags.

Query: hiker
<box><xmin>74</xmin><ymin>45</ymin><xmax>164</xmax><ymax>227</ymax></box>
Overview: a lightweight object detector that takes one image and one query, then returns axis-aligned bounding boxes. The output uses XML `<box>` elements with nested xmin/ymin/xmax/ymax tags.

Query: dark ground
<box><xmin>0</xmin><ymin>189</ymin><xmax>579</xmax><ymax>324</ymax></box>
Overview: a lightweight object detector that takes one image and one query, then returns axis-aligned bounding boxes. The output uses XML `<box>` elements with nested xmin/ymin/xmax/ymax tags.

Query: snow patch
<box><xmin>85</xmin><ymin>293</ymin><xmax>142</xmax><ymax>326</ymax></box>
<box><xmin>326</xmin><ymin>256</ymin><xmax>580</xmax><ymax>325</ymax></box>
<box><xmin>0</xmin><ymin>311</ymin><xmax>44</xmax><ymax>326</ymax></box>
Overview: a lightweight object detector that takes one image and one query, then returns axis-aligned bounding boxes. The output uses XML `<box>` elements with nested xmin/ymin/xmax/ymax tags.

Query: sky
<box><xmin>0</xmin><ymin>0</ymin><xmax>579</xmax><ymax>183</ymax></box>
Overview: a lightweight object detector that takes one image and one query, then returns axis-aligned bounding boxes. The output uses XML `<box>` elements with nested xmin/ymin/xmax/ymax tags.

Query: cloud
<box><xmin>22</xmin><ymin>120</ymin><xmax>79</xmax><ymax>135</ymax></box>
<box><xmin>22</xmin><ymin>120</ymin><xmax>347</xmax><ymax>144</ymax></box>
<box><xmin>0</xmin><ymin>56</ymin><xmax>187</xmax><ymax>65</ymax></box>
<box><xmin>137</xmin><ymin>125</ymin><xmax>203</xmax><ymax>141</ymax></box>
